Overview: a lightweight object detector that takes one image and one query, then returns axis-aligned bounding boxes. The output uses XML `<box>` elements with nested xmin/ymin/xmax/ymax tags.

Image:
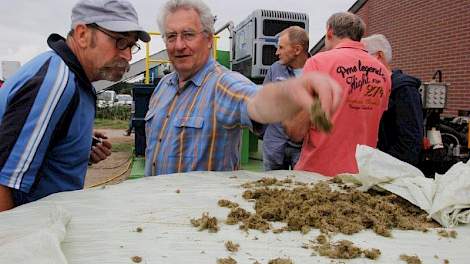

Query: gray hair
<box><xmin>362</xmin><ymin>34</ymin><xmax>393</xmax><ymax>64</ymax></box>
<box><xmin>280</xmin><ymin>26</ymin><xmax>309</xmax><ymax>53</ymax></box>
<box><xmin>327</xmin><ymin>12</ymin><xmax>365</xmax><ymax>41</ymax></box>
<box><xmin>157</xmin><ymin>0</ymin><xmax>215</xmax><ymax>36</ymax></box>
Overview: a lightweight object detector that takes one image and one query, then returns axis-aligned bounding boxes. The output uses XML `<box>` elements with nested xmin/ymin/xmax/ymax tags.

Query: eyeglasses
<box><xmin>92</xmin><ymin>25</ymin><xmax>141</xmax><ymax>54</ymax></box>
<box><xmin>164</xmin><ymin>30</ymin><xmax>206</xmax><ymax>44</ymax></box>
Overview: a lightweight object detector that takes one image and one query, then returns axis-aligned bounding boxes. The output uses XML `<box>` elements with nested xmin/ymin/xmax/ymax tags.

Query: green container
<box><xmin>129</xmin><ymin>156</ymin><xmax>146</xmax><ymax>179</ymax></box>
<box><xmin>216</xmin><ymin>50</ymin><xmax>230</xmax><ymax>68</ymax></box>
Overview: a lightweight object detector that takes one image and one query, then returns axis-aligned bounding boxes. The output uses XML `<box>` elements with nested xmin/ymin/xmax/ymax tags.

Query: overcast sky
<box><xmin>0</xmin><ymin>0</ymin><xmax>355</xmax><ymax>69</ymax></box>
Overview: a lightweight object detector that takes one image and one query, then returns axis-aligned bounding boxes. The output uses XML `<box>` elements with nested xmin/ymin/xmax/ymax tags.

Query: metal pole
<box><xmin>145</xmin><ymin>42</ymin><xmax>150</xmax><ymax>84</ymax></box>
<box><xmin>215</xmin><ymin>22</ymin><xmax>234</xmax><ymax>69</ymax></box>
<box><xmin>144</xmin><ymin>32</ymin><xmax>164</xmax><ymax>85</ymax></box>
<box><xmin>213</xmin><ymin>36</ymin><xmax>219</xmax><ymax>59</ymax></box>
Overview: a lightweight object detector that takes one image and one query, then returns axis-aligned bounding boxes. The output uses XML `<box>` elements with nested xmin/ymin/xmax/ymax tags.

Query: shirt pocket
<box><xmin>172</xmin><ymin>117</ymin><xmax>205</xmax><ymax>150</ymax></box>
<box><xmin>173</xmin><ymin>116</ymin><xmax>204</xmax><ymax>128</ymax></box>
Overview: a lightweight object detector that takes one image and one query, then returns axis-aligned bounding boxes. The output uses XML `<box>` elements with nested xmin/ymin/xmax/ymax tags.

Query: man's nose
<box><xmin>120</xmin><ymin>48</ymin><xmax>132</xmax><ymax>61</ymax></box>
<box><xmin>174</xmin><ymin>36</ymin><xmax>187</xmax><ymax>50</ymax></box>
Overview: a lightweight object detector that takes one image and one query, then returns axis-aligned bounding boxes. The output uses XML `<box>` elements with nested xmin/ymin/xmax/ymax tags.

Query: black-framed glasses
<box><xmin>163</xmin><ymin>30</ymin><xmax>206</xmax><ymax>44</ymax></box>
<box><xmin>90</xmin><ymin>25</ymin><xmax>141</xmax><ymax>54</ymax></box>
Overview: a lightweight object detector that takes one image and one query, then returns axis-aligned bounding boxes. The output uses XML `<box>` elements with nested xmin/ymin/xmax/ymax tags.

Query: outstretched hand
<box><xmin>247</xmin><ymin>71</ymin><xmax>342</xmax><ymax>127</ymax></box>
<box><xmin>283</xmin><ymin>72</ymin><xmax>342</xmax><ymax>142</ymax></box>
<box><xmin>296</xmin><ymin>72</ymin><xmax>342</xmax><ymax>119</ymax></box>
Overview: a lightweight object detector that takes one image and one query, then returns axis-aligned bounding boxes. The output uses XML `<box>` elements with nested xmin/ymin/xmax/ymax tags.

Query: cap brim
<box><xmin>97</xmin><ymin>21</ymin><xmax>151</xmax><ymax>42</ymax></box>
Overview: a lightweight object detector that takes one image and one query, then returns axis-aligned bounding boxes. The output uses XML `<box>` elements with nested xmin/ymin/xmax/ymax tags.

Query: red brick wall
<box><xmin>356</xmin><ymin>0</ymin><xmax>470</xmax><ymax>116</ymax></box>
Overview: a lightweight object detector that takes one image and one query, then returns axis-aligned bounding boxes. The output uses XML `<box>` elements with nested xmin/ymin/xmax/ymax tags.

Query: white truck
<box><xmin>115</xmin><ymin>94</ymin><xmax>133</xmax><ymax>106</ymax></box>
<box><xmin>96</xmin><ymin>90</ymin><xmax>116</xmax><ymax>108</ymax></box>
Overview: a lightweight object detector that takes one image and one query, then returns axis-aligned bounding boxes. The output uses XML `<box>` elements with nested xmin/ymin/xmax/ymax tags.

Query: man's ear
<box><xmin>376</xmin><ymin>51</ymin><xmax>385</xmax><ymax>61</ymax></box>
<box><xmin>326</xmin><ymin>27</ymin><xmax>335</xmax><ymax>42</ymax></box>
<box><xmin>207</xmin><ymin>33</ymin><xmax>214</xmax><ymax>49</ymax></box>
<box><xmin>294</xmin><ymin>44</ymin><xmax>303</xmax><ymax>56</ymax></box>
<box><xmin>73</xmin><ymin>24</ymin><xmax>92</xmax><ymax>48</ymax></box>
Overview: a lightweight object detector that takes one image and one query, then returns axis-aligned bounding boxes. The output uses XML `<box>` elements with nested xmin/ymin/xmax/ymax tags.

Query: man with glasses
<box><xmin>0</xmin><ymin>0</ymin><xmax>150</xmax><ymax>211</ymax></box>
<box><xmin>144</xmin><ymin>0</ymin><xmax>343</xmax><ymax>176</ymax></box>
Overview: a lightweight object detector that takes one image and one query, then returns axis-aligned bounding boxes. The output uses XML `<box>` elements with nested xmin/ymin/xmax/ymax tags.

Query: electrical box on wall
<box><xmin>232</xmin><ymin>9</ymin><xmax>308</xmax><ymax>80</ymax></box>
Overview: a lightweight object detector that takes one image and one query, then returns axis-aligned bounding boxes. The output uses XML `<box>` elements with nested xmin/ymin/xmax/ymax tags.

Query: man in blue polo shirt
<box><xmin>0</xmin><ymin>0</ymin><xmax>150</xmax><ymax>211</ymax></box>
<box><xmin>262</xmin><ymin>26</ymin><xmax>310</xmax><ymax>171</ymax></box>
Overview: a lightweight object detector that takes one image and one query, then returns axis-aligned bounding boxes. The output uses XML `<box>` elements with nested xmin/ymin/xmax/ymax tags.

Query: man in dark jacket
<box><xmin>362</xmin><ymin>34</ymin><xmax>424</xmax><ymax>166</ymax></box>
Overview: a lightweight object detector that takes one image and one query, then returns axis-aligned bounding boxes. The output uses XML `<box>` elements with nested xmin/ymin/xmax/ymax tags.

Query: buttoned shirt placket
<box><xmin>150</xmin><ymin>73</ymin><xmax>212</xmax><ymax>175</ymax></box>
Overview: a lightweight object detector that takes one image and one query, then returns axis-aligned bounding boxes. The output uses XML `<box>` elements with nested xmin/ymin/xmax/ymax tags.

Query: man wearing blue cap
<box><xmin>0</xmin><ymin>0</ymin><xmax>150</xmax><ymax>211</ymax></box>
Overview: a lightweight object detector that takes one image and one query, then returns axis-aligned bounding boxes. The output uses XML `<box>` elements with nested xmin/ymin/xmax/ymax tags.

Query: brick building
<box><xmin>311</xmin><ymin>0</ymin><xmax>470</xmax><ymax>116</ymax></box>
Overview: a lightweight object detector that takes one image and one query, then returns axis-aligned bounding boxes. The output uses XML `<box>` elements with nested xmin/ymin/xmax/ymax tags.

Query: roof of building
<box><xmin>93</xmin><ymin>49</ymin><xmax>169</xmax><ymax>92</ymax></box>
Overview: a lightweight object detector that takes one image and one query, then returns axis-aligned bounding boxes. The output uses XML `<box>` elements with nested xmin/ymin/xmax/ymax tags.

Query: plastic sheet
<box><xmin>1</xmin><ymin>170</ymin><xmax>469</xmax><ymax>263</ymax></box>
<box><xmin>0</xmin><ymin>204</ymin><xmax>70</xmax><ymax>264</ymax></box>
<box><xmin>351</xmin><ymin>145</ymin><xmax>470</xmax><ymax>227</ymax></box>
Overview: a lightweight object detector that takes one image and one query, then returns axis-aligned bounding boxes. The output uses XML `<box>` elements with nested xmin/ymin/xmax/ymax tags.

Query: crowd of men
<box><xmin>0</xmin><ymin>0</ymin><xmax>423</xmax><ymax>212</ymax></box>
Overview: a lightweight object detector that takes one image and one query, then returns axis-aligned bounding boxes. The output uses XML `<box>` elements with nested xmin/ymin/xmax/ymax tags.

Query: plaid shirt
<box><xmin>144</xmin><ymin>58</ymin><xmax>259</xmax><ymax>176</ymax></box>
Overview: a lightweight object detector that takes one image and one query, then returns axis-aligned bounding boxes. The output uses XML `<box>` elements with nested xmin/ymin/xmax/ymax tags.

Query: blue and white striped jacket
<box><xmin>0</xmin><ymin>34</ymin><xmax>96</xmax><ymax>205</ymax></box>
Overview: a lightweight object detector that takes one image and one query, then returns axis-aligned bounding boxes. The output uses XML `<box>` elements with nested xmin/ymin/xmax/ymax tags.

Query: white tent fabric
<box><xmin>1</xmin><ymin>170</ymin><xmax>469</xmax><ymax>263</ymax></box>
<box><xmin>350</xmin><ymin>145</ymin><xmax>470</xmax><ymax>227</ymax></box>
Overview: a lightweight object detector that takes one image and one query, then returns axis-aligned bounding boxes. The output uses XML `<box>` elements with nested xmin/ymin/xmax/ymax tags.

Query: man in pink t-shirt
<box><xmin>288</xmin><ymin>12</ymin><xmax>391</xmax><ymax>176</ymax></box>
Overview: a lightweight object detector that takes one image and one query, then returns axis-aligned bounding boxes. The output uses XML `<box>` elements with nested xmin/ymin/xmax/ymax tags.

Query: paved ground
<box><xmin>84</xmin><ymin>129</ymin><xmax>134</xmax><ymax>188</ymax></box>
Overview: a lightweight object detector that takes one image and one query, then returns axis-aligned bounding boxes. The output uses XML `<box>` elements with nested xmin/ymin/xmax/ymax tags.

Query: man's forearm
<box><xmin>247</xmin><ymin>72</ymin><xmax>342</xmax><ymax>125</ymax></box>
<box><xmin>248</xmin><ymin>78</ymin><xmax>306</xmax><ymax>124</ymax></box>
<box><xmin>0</xmin><ymin>185</ymin><xmax>14</xmax><ymax>212</ymax></box>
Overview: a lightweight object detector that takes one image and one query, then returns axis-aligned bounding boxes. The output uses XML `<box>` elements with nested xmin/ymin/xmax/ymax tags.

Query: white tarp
<box><xmin>0</xmin><ymin>204</ymin><xmax>70</xmax><ymax>264</ymax></box>
<box><xmin>349</xmin><ymin>145</ymin><xmax>470</xmax><ymax>227</ymax></box>
<box><xmin>1</xmin><ymin>170</ymin><xmax>469</xmax><ymax>263</ymax></box>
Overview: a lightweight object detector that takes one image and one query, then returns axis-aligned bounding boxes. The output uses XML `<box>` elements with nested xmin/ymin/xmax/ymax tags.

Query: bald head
<box><xmin>280</xmin><ymin>26</ymin><xmax>309</xmax><ymax>54</ymax></box>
